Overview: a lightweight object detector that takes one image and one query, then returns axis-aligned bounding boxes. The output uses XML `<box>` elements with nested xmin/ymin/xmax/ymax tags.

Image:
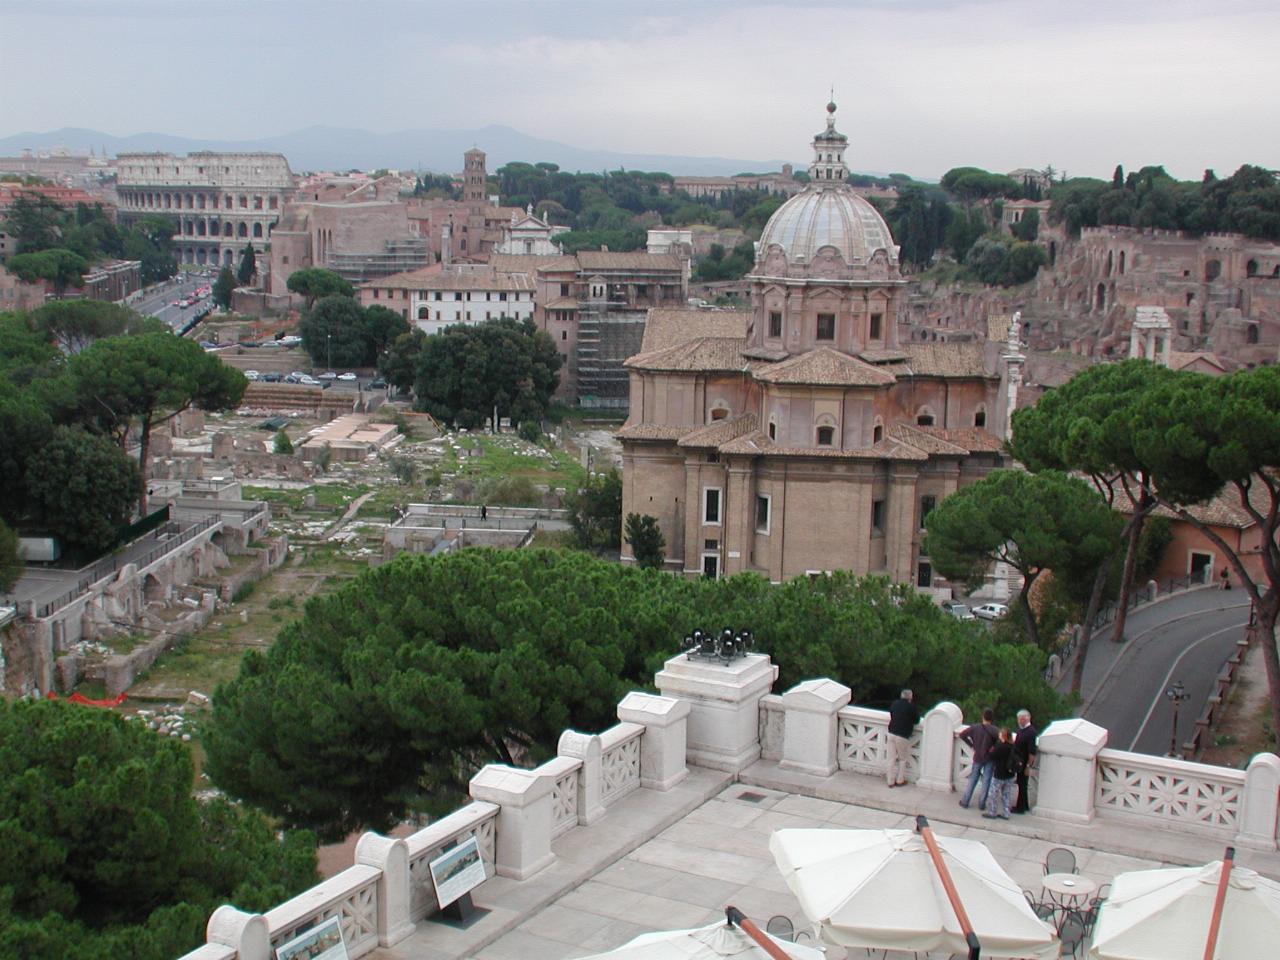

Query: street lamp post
<box><xmin>326</xmin><ymin>333</ymin><xmax>332</xmax><ymax>371</ymax></box>
<box><xmin>1165</xmin><ymin>680</ymin><xmax>1188</xmax><ymax>758</ymax></box>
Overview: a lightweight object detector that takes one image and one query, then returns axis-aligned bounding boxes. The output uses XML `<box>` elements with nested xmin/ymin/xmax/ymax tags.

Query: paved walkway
<box><xmin>373</xmin><ymin>759</ymin><xmax>1280</xmax><ymax>960</ymax></box>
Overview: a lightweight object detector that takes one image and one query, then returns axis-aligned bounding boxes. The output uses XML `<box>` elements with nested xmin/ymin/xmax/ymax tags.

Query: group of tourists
<box><xmin>884</xmin><ymin>690</ymin><xmax>1039</xmax><ymax>820</ymax></box>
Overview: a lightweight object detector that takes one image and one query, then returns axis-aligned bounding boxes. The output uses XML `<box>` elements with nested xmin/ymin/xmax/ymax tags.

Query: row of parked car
<box><xmin>242</xmin><ymin>369</ymin><xmax>388</xmax><ymax>389</ymax></box>
<box><xmin>940</xmin><ymin>600</ymin><xmax>1009</xmax><ymax>622</ymax></box>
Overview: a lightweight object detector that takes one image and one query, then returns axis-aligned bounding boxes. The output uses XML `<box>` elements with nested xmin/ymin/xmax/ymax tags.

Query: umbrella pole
<box><xmin>725</xmin><ymin>906</ymin><xmax>798</xmax><ymax>960</ymax></box>
<box><xmin>1202</xmin><ymin>846</ymin><xmax>1235</xmax><ymax>960</ymax></box>
<box><xmin>915</xmin><ymin>815</ymin><xmax>981</xmax><ymax>960</ymax></box>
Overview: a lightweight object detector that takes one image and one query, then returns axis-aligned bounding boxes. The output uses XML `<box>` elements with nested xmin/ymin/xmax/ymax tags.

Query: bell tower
<box><xmin>463</xmin><ymin>147</ymin><xmax>487</xmax><ymax>213</ymax></box>
<box><xmin>808</xmin><ymin>100</ymin><xmax>849</xmax><ymax>184</ymax></box>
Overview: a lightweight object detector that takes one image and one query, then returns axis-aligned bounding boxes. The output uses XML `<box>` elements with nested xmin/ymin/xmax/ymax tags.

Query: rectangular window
<box><xmin>561</xmin><ymin>330</ymin><xmax>567</xmax><ymax>340</ymax></box>
<box><xmin>917</xmin><ymin>562</ymin><xmax>933</xmax><ymax>588</ymax></box>
<box><xmin>919</xmin><ymin>495</ymin><xmax>936</xmax><ymax>529</ymax></box>
<box><xmin>373</xmin><ymin>290</ymin><xmax>379</xmax><ymax>299</ymax></box>
<box><xmin>769</xmin><ymin>311</ymin><xmax>782</xmax><ymax>338</ymax></box>
<box><xmin>560</xmin><ymin>282</ymin><xmax>570</xmax><ymax>296</ymax></box>
<box><xmin>702</xmin><ymin>554</ymin><xmax>719</xmax><ymax>579</ymax></box>
<box><xmin>872</xmin><ymin>499</ymin><xmax>885</xmax><ymax>534</ymax></box>
<box><xmin>870</xmin><ymin>312</ymin><xmax>883</xmax><ymax>339</ymax></box>
<box><xmin>816</xmin><ymin>313</ymin><xmax>835</xmax><ymax>340</ymax></box>
<box><xmin>499</xmin><ymin>292</ymin><xmax>507</xmax><ymax>301</ymax></box>
<box><xmin>755</xmin><ymin>494</ymin><xmax>771</xmax><ymax>534</ymax></box>
<box><xmin>704</xmin><ymin>539</ymin><xmax>719</xmax><ymax>550</ymax></box>
<box><xmin>703</xmin><ymin>487</ymin><xmax>721</xmax><ymax>525</ymax></box>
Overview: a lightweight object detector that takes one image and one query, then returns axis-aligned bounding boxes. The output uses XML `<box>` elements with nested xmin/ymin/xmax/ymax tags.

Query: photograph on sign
<box><xmin>428</xmin><ymin>835</ymin><xmax>487</xmax><ymax>908</ymax></box>
<box><xmin>274</xmin><ymin>916</ymin><xmax>348</xmax><ymax>960</ymax></box>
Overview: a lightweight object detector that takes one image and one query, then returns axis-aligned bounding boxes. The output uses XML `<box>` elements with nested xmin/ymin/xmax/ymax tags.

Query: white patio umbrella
<box><xmin>1088</xmin><ymin>860</ymin><xmax>1280</xmax><ymax>959</ymax></box>
<box><xmin>576</xmin><ymin>920</ymin><xmax>826</xmax><ymax>960</ymax></box>
<box><xmin>770</xmin><ymin>828</ymin><xmax>1058</xmax><ymax>959</ymax></box>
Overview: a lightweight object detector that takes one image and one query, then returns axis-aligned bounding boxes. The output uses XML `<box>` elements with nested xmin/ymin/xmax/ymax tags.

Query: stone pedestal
<box><xmin>917</xmin><ymin>701</ymin><xmax>963</xmax><ymax>793</ymax></box>
<box><xmin>468</xmin><ymin>765</ymin><xmax>555</xmax><ymax>880</ymax></box>
<box><xmin>355</xmin><ymin>832</ymin><xmax>415</xmax><ymax>946</ymax></box>
<box><xmin>655</xmin><ymin>652</ymin><xmax>778</xmax><ymax>772</ymax></box>
<box><xmin>1036</xmin><ymin>718</ymin><xmax>1108</xmax><ymax>824</ymax></box>
<box><xmin>617</xmin><ymin>691</ymin><xmax>691</xmax><ymax>790</ymax></box>
<box><xmin>1237</xmin><ymin>753</ymin><xmax>1280</xmax><ymax>850</ymax></box>
<box><xmin>779</xmin><ymin>678</ymin><xmax>850</xmax><ymax>777</ymax></box>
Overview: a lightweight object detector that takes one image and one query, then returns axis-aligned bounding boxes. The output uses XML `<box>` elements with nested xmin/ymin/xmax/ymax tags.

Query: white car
<box><xmin>297</xmin><ymin>375</ymin><xmax>321</xmax><ymax>386</ymax></box>
<box><xmin>972</xmin><ymin>602</ymin><xmax>1009</xmax><ymax>621</ymax></box>
<box><xmin>243</xmin><ymin>370</ymin><xmax>260</xmax><ymax>381</ymax></box>
<box><xmin>277</xmin><ymin>335</ymin><xmax>303</xmax><ymax>346</ymax></box>
<box><xmin>318</xmin><ymin>371</ymin><xmax>337</xmax><ymax>380</ymax></box>
<box><xmin>337</xmin><ymin>372</ymin><xmax>358</xmax><ymax>381</ymax></box>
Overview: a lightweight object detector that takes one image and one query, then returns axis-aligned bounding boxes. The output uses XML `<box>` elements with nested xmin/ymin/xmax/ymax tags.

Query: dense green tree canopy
<box><xmin>205</xmin><ymin>548</ymin><xmax>1064</xmax><ymax>838</ymax></box>
<box><xmin>7</xmin><ymin>248</ymin><xmax>89</xmax><ymax>297</ymax></box>
<box><xmin>28</xmin><ymin>299</ymin><xmax>149</xmax><ymax>354</ymax></box>
<box><xmin>298</xmin><ymin>295</ymin><xmax>408</xmax><ymax>369</ymax></box>
<box><xmin>924</xmin><ymin>470</ymin><xmax>1122</xmax><ymax>648</ymax></box>
<box><xmin>212</xmin><ymin>266</ymin><xmax>236</xmax><ymax>310</ymax></box>
<box><xmin>411</xmin><ymin>317</ymin><xmax>560</xmax><ymax>430</ymax></box>
<box><xmin>68</xmin><ymin>332</ymin><xmax>246</xmax><ymax>508</ymax></box>
<box><xmin>566</xmin><ymin>469</ymin><xmax>622</xmax><ymax>550</ymax></box>
<box><xmin>285</xmin><ymin>268</ymin><xmax>354</xmax><ymax>308</ymax></box>
<box><xmin>624</xmin><ymin>513</ymin><xmax>666</xmax><ymax>569</ymax></box>
<box><xmin>24</xmin><ymin>426</ymin><xmax>141</xmax><ymax>553</ymax></box>
<box><xmin>0</xmin><ymin>519</ymin><xmax>19</xmax><ymax>592</ymax></box>
<box><xmin>236</xmin><ymin>243</ymin><xmax>257</xmax><ymax>286</ymax></box>
<box><xmin>0</xmin><ymin>699</ymin><xmax>316</xmax><ymax>960</ymax></box>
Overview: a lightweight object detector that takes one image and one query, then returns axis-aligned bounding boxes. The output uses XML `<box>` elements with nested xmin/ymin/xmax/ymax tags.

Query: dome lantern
<box><xmin>809</xmin><ymin>100</ymin><xmax>849</xmax><ymax>183</ymax></box>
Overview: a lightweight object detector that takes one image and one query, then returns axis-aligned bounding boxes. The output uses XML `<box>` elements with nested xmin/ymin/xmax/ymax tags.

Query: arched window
<box><xmin>1118</xmin><ymin>251</ymin><xmax>1126</xmax><ymax>275</ymax></box>
<box><xmin>709</xmin><ymin>403</ymin><xmax>729</xmax><ymax>422</ymax></box>
<box><xmin>816</xmin><ymin>426</ymin><xmax>834</xmax><ymax>446</ymax></box>
<box><xmin>916</xmin><ymin>407</ymin><xmax>936</xmax><ymax>427</ymax></box>
<box><xmin>1247</xmin><ymin>260</ymin><xmax>1258</xmax><ymax>277</ymax></box>
<box><xmin>224</xmin><ymin>221</ymin><xmax>234</xmax><ymax>236</ymax></box>
<box><xmin>767</xmin><ymin>418</ymin><xmax>777</xmax><ymax>441</ymax></box>
<box><xmin>1095</xmin><ymin>283</ymin><xmax>1106</xmax><ymax>312</ymax></box>
<box><xmin>253</xmin><ymin>223</ymin><xmax>263</xmax><ymax>238</ymax></box>
<box><xmin>1247</xmin><ymin>324</ymin><xmax>1260</xmax><ymax>345</ymax></box>
<box><xmin>417</xmin><ymin>306</ymin><xmax>429</xmax><ymax>320</ymax></box>
<box><xmin>1105</xmin><ymin>250</ymin><xmax>1113</xmax><ymax>276</ymax></box>
<box><xmin>973</xmin><ymin>407</ymin><xmax>987</xmax><ymax>428</ymax></box>
<box><xmin>873</xmin><ymin>424</ymin><xmax>883</xmax><ymax>443</ymax></box>
<box><xmin>237</xmin><ymin>223</ymin><xmax>248</xmax><ymax>237</ymax></box>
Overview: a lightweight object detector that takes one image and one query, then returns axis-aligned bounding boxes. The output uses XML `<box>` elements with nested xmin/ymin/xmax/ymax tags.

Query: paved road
<box><xmin>132</xmin><ymin>274</ymin><xmax>213</xmax><ymax>330</ymax></box>
<box><xmin>1064</xmin><ymin>587</ymin><xmax>1252</xmax><ymax>755</ymax></box>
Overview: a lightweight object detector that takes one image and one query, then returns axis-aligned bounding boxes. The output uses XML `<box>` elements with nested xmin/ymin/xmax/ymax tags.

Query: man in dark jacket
<box><xmin>886</xmin><ymin>689</ymin><xmax>918</xmax><ymax>787</ymax></box>
<box><xmin>1011</xmin><ymin>709</ymin><xmax>1038</xmax><ymax>813</ymax></box>
<box><xmin>957</xmin><ymin>707</ymin><xmax>999</xmax><ymax>809</ymax></box>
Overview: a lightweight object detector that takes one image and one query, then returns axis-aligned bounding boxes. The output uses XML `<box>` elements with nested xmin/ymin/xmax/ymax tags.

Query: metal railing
<box><xmin>33</xmin><ymin>515</ymin><xmax>222</xmax><ymax>619</ymax></box>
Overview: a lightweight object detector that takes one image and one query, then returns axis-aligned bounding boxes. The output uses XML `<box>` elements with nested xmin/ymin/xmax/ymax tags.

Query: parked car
<box><xmin>368</xmin><ymin>377</ymin><xmax>387</xmax><ymax>390</ymax></box>
<box><xmin>940</xmin><ymin>600</ymin><xmax>976</xmax><ymax>621</ymax></box>
<box><xmin>277</xmin><ymin>335</ymin><xmax>303</xmax><ymax>347</ymax></box>
<box><xmin>297</xmin><ymin>375</ymin><xmax>321</xmax><ymax>386</ymax></box>
<box><xmin>318</xmin><ymin>371</ymin><xmax>337</xmax><ymax>380</ymax></box>
<box><xmin>239</xmin><ymin>340</ymin><xmax>261</xmax><ymax>348</ymax></box>
<box><xmin>337</xmin><ymin>371</ymin><xmax>357</xmax><ymax>381</ymax></box>
<box><xmin>972</xmin><ymin>602</ymin><xmax>1009</xmax><ymax>621</ymax></box>
<box><xmin>284</xmin><ymin>374</ymin><xmax>301</xmax><ymax>384</ymax></box>
<box><xmin>243</xmin><ymin>370</ymin><xmax>260</xmax><ymax>381</ymax></box>
<box><xmin>261</xmin><ymin>372</ymin><xmax>283</xmax><ymax>382</ymax></box>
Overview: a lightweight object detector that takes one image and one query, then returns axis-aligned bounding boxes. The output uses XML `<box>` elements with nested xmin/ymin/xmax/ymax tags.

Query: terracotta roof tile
<box><xmin>754</xmin><ymin>347</ymin><xmax>897</xmax><ymax>386</ymax></box>
<box><xmin>614</xmin><ymin>423</ymin><xmax>690</xmax><ymax>441</ymax></box>
<box><xmin>903</xmin><ymin>425</ymin><xmax>1006</xmax><ymax>454</ymax></box>
<box><xmin>678</xmin><ymin>413</ymin><xmax>758</xmax><ymax>448</ymax></box>
<box><xmin>887</xmin><ymin>423</ymin><xmax>970</xmax><ymax>455</ymax></box>
<box><xmin>640</xmin><ymin>308</ymin><xmax>751</xmax><ymax>353</ymax></box>
<box><xmin>576</xmin><ymin>251</ymin><xmax>685</xmax><ymax>272</ymax></box>
<box><xmin>488</xmin><ymin>254</ymin><xmax>579</xmax><ymax>274</ymax></box>
<box><xmin>625</xmin><ymin>337</ymin><xmax>749</xmax><ymax>372</ymax></box>
<box><xmin>895</xmin><ymin>342</ymin><xmax>991</xmax><ymax>378</ymax></box>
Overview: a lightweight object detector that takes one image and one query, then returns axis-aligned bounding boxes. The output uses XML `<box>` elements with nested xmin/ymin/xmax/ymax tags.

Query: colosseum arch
<box><xmin>1205</xmin><ymin>259</ymin><xmax>1221</xmax><ymax>282</ymax></box>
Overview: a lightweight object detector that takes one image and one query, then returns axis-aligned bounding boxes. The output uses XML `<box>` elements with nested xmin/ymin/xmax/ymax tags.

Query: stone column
<box><xmin>1160</xmin><ymin>331</ymin><xmax>1172</xmax><ymax>366</ymax></box>
<box><xmin>724</xmin><ymin>461</ymin><xmax>753</xmax><ymax>576</ymax></box>
<box><xmin>557</xmin><ymin>730</ymin><xmax>605</xmax><ymax>823</ymax></box>
<box><xmin>917</xmin><ymin>701</ymin><xmax>963</xmax><ymax>792</ymax></box>
<box><xmin>617</xmin><ymin>691</ymin><xmax>691</xmax><ymax>790</ymax></box>
<box><xmin>655</xmin><ymin>652</ymin><xmax>778</xmax><ymax>772</ymax></box>
<box><xmin>355</xmin><ymin>832</ymin><xmax>415</xmax><ymax>946</ymax></box>
<box><xmin>206</xmin><ymin>906</ymin><xmax>269</xmax><ymax>960</ymax></box>
<box><xmin>884</xmin><ymin>469</ymin><xmax>918</xmax><ymax>583</ymax></box>
<box><xmin>468</xmin><ymin>765</ymin><xmax>555</xmax><ymax>880</ymax></box>
<box><xmin>1035</xmin><ymin>718</ymin><xmax>1108</xmax><ymax>824</ymax></box>
<box><xmin>1128</xmin><ymin>325</ymin><xmax>1140</xmax><ymax>358</ymax></box>
<box><xmin>779</xmin><ymin>678</ymin><xmax>851</xmax><ymax>777</ymax></box>
<box><xmin>1236</xmin><ymin>753</ymin><xmax>1280</xmax><ymax>850</ymax></box>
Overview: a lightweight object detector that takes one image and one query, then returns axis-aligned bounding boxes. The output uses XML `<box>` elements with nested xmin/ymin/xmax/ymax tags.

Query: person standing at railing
<box><xmin>1011</xmin><ymin>709</ymin><xmax>1038</xmax><ymax>814</ymax></box>
<box><xmin>983</xmin><ymin>728</ymin><xmax>1016</xmax><ymax>819</ymax></box>
<box><xmin>957</xmin><ymin>707</ymin><xmax>999</xmax><ymax>810</ymax></box>
<box><xmin>886</xmin><ymin>689</ymin><xmax>918</xmax><ymax>787</ymax></box>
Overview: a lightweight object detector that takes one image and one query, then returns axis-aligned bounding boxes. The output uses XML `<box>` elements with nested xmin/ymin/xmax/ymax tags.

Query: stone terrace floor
<box><xmin>376</xmin><ymin>761</ymin><xmax>1280</xmax><ymax>960</ymax></box>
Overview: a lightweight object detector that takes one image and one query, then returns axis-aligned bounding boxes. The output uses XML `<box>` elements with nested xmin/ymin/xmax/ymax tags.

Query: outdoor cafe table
<box><xmin>1042</xmin><ymin>873</ymin><xmax>1098</xmax><ymax>913</ymax></box>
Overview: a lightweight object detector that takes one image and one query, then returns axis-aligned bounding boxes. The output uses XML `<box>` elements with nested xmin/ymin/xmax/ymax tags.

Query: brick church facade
<box><xmin>619</xmin><ymin>103</ymin><xmax>1018</xmax><ymax>587</ymax></box>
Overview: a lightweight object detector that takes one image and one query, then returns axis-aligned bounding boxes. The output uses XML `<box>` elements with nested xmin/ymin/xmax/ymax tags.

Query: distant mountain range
<box><xmin>0</xmin><ymin>123</ymin><xmax>798</xmax><ymax>177</ymax></box>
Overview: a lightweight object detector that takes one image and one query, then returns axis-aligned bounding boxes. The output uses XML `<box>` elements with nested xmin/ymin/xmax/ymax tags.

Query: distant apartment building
<box><xmin>357</xmin><ymin>264</ymin><xmax>535</xmax><ymax>333</ymax></box>
<box><xmin>670</xmin><ymin>165</ymin><xmax>805</xmax><ymax>200</ymax></box>
<box><xmin>115</xmin><ymin>152</ymin><xmax>294</xmax><ymax>268</ymax></box>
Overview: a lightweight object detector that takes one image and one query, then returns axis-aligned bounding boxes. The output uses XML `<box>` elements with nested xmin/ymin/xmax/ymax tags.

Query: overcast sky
<box><xmin>1</xmin><ymin>0</ymin><xmax>1276</xmax><ymax>180</ymax></box>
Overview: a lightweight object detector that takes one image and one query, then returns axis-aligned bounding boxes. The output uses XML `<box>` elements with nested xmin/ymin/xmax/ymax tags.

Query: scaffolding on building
<box><xmin>575</xmin><ymin>298</ymin><xmax>648</xmax><ymax>408</ymax></box>
<box><xmin>325</xmin><ymin>238</ymin><xmax>430</xmax><ymax>283</ymax></box>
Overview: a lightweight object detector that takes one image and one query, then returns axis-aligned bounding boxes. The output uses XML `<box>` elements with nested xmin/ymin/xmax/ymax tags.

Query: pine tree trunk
<box><xmin>1019</xmin><ymin>575</ymin><xmax>1040</xmax><ymax>648</ymax></box>
<box><xmin>1071</xmin><ymin>560</ymin><xmax>1113</xmax><ymax>696</ymax></box>
<box><xmin>137</xmin><ymin>418</ymin><xmax>152</xmax><ymax>516</ymax></box>
<box><xmin>1111</xmin><ymin>499</ymin><xmax>1150</xmax><ymax>643</ymax></box>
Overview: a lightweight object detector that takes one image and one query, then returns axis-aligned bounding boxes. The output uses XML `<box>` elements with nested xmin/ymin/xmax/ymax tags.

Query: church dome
<box><xmin>758</xmin><ymin>186</ymin><xmax>898</xmax><ymax>268</ymax></box>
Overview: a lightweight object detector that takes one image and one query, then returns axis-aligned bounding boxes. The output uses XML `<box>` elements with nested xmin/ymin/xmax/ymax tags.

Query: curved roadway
<box><xmin>1064</xmin><ymin>588</ymin><xmax>1252</xmax><ymax>756</ymax></box>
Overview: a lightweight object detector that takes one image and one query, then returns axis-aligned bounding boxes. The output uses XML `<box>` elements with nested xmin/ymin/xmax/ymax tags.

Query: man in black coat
<box><xmin>886</xmin><ymin>689</ymin><xmax>919</xmax><ymax>787</ymax></box>
<box><xmin>1011</xmin><ymin>709</ymin><xmax>1038</xmax><ymax>813</ymax></box>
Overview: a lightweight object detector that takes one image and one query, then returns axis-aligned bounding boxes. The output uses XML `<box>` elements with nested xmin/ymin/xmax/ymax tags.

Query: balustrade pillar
<box><xmin>354</xmin><ymin>832</ymin><xmax>415</xmax><ymax>946</ymax></box>
<box><xmin>779</xmin><ymin>678</ymin><xmax>850</xmax><ymax>777</ymax></box>
<box><xmin>469</xmin><ymin>765</ymin><xmax>555</xmax><ymax>880</ymax></box>
<box><xmin>1236</xmin><ymin>752</ymin><xmax>1280</xmax><ymax>850</ymax></box>
<box><xmin>557</xmin><ymin>729</ymin><xmax>605</xmax><ymax>823</ymax></box>
<box><xmin>917</xmin><ymin>701</ymin><xmax>962</xmax><ymax>792</ymax></box>
<box><xmin>206</xmin><ymin>905</ymin><xmax>269</xmax><ymax>960</ymax></box>
<box><xmin>1035</xmin><ymin>718</ymin><xmax>1108</xmax><ymax>824</ymax></box>
<box><xmin>617</xmin><ymin>691</ymin><xmax>690</xmax><ymax>790</ymax></box>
